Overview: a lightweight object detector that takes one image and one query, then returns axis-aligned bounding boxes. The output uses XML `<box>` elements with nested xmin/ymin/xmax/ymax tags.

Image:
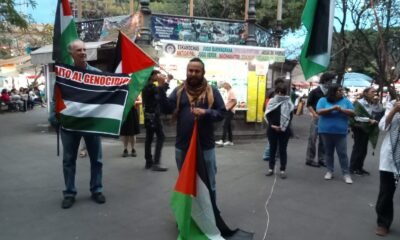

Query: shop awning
<box><xmin>30</xmin><ymin>41</ymin><xmax>112</xmax><ymax>65</ymax></box>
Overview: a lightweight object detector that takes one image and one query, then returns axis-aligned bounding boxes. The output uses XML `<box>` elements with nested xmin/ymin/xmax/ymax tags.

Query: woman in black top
<box><xmin>264</xmin><ymin>81</ymin><xmax>294</xmax><ymax>179</ymax></box>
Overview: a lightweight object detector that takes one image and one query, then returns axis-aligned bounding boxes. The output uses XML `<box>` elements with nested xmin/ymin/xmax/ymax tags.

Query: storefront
<box><xmin>156</xmin><ymin>39</ymin><xmax>285</xmax><ymax>123</ymax></box>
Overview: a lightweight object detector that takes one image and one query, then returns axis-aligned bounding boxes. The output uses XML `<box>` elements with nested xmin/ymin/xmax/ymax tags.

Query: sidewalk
<box><xmin>0</xmin><ymin>108</ymin><xmax>398</xmax><ymax>240</ymax></box>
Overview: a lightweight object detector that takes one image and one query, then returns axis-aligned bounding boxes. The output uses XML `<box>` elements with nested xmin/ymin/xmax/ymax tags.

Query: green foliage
<box><xmin>148</xmin><ymin>0</ymin><xmax>305</xmax><ymax>33</ymax></box>
<box><xmin>150</xmin><ymin>0</ymin><xmax>188</xmax><ymax>15</ymax></box>
<box><xmin>256</xmin><ymin>0</ymin><xmax>305</xmax><ymax>32</ymax></box>
<box><xmin>331</xmin><ymin>0</ymin><xmax>400</xmax><ymax>94</ymax></box>
<box><xmin>0</xmin><ymin>0</ymin><xmax>37</xmax><ymax>31</ymax></box>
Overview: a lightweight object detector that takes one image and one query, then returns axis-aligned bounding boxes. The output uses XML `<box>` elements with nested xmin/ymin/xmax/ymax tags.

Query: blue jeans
<box><xmin>263</xmin><ymin>144</ymin><xmax>270</xmax><ymax>161</ymax></box>
<box><xmin>61</xmin><ymin>130</ymin><xmax>103</xmax><ymax>197</ymax></box>
<box><xmin>175</xmin><ymin>148</ymin><xmax>217</xmax><ymax>194</ymax></box>
<box><xmin>306</xmin><ymin>118</ymin><xmax>325</xmax><ymax>163</ymax></box>
<box><xmin>320</xmin><ymin>133</ymin><xmax>350</xmax><ymax>175</ymax></box>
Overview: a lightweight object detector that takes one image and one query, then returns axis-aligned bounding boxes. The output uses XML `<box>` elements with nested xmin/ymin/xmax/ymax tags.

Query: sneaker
<box><xmin>324</xmin><ymin>172</ymin><xmax>333</xmax><ymax>180</ymax></box>
<box><xmin>91</xmin><ymin>193</ymin><xmax>106</xmax><ymax>204</ymax></box>
<box><xmin>223</xmin><ymin>141</ymin><xmax>234</xmax><ymax>146</ymax></box>
<box><xmin>265</xmin><ymin>169</ymin><xmax>274</xmax><ymax>176</ymax></box>
<box><xmin>131</xmin><ymin>149</ymin><xmax>137</xmax><ymax>157</ymax></box>
<box><xmin>279</xmin><ymin>171</ymin><xmax>287</xmax><ymax>179</ymax></box>
<box><xmin>122</xmin><ymin>149</ymin><xmax>128</xmax><ymax>157</ymax></box>
<box><xmin>152</xmin><ymin>164</ymin><xmax>168</xmax><ymax>172</ymax></box>
<box><xmin>343</xmin><ymin>174</ymin><xmax>353</xmax><ymax>184</ymax></box>
<box><xmin>375</xmin><ymin>226</ymin><xmax>389</xmax><ymax>236</ymax></box>
<box><xmin>61</xmin><ymin>196</ymin><xmax>75</xmax><ymax>209</ymax></box>
<box><xmin>215</xmin><ymin>140</ymin><xmax>224</xmax><ymax>145</ymax></box>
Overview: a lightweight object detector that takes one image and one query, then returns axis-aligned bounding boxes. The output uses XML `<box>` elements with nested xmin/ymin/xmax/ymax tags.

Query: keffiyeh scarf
<box><xmin>265</xmin><ymin>95</ymin><xmax>294</xmax><ymax>131</ymax></box>
<box><xmin>389</xmin><ymin>104</ymin><xmax>400</xmax><ymax>180</ymax></box>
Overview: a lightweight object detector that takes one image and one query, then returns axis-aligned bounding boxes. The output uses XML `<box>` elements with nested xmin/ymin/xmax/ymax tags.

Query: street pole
<box><xmin>130</xmin><ymin>0</ymin><xmax>135</xmax><ymax>14</ymax></box>
<box><xmin>245</xmin><ymin>0</ymin><xmax>257</xmax><ymax>46</ymax></box>
<box><xmin>189</xmin><ymin>0</ymin><xmax>194</xmax><ymax>17</ymax></box>
<box><xmin>244</xmin><ymin>0</ymin><xmax>248</xmax><ymax>20</ymax></box>
<box><xmin>275</xmin><ymin>0</ymin><xmax>283</xmax><ymax>48</ymax></box>
<box><xmin>77</xmin><ymin>0</ymin><xmax>82</xmax><ymax>21</ymax></box>
<box><xmin>136</xmin><ymin>0</ymin><xmax>152</xmax><ymax>44</ymax></box>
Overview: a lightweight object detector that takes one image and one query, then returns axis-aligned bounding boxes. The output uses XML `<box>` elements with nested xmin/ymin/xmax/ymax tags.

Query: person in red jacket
<box><xmin>1</xmin><ymin>89</ymin><xmax>10</xmax><ymax>103</ymax></box>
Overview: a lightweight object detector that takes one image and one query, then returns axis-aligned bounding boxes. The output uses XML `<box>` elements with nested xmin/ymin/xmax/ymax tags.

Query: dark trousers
<box><xmin>267</xmin><ymin>127</ymin><xmax>290</xmax><ymax>171</ymax></box>
<box><xmin>145</xmin><ymin>125</ymin><xmax>165</xmax><ymax>165</ymax></box>
<box><xmin>350</xmin><ymin>127</ymin><xmax>369</xmax><ymax>171</ymax></box>
<box><xmin>376</xmin><ymin>171</ymin><xmax>396</xmax><ymax>229</ymax></box>
<box><xmin>222</xmin><ymin>111</ymin><xmax>234</xmax><ymax>142</ymax></box>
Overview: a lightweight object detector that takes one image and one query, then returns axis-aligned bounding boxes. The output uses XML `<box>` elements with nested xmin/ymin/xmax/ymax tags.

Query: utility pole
<box><xmin>244</xmin><ymin>0</ymin><xmax>248</xmax><ymax>20</ymax></box>
<box><xmin>189</xmin><ymin>0</ymin><xmax>194</xmax><ymax>17</ymax></box>
<box><xmin>275</xmin><ymin>0</ymin><xmax>283</xmax><ymax>48</ymax></box>
<box><xmin>77</xmin><ymin>0</ymin><xmax>82</xmax><ymax>21</ymax></box>
<box><xmin>130</xmin><ymin>0</ymin><xmax>135</xmax><ymax>14</ymax></box>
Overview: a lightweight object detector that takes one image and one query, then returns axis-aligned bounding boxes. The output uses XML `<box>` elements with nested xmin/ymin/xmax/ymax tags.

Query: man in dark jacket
<box><xmin>142</xmin><ymin>70</ymin><xmax>168</xmax><ymax>171</ymax></box>
<box><xmin>305</xmin><ymin>71</ymin><xmax>336</xmax><ymax>167</ymax></box>
<box><xmin>158</xmin><ymin>58</ymin><xmax>225</xmax><ymax>195</ymax></box>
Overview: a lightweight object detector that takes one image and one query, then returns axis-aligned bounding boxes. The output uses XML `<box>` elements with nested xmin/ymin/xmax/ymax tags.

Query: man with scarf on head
<box><xmin>305</xmin><ymin>71</ymin><xmax>336</xmax><ymax>168</ymax></box>
<box><xmin>158</xmin><ymin>57</ymin><xmax>225</xmax><ymax>196</ymax></box>
<box><xmin>375</xmin><ymin>100</ymin><xmax>400</xmax><ymax>236</ymax></box>
<box><xmin>264</xmin><ymin>80</ymin><xmax>294</xmax><ymax>179</ymax></box>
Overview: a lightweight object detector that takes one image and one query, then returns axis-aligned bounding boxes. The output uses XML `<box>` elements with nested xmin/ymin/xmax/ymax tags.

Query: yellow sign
<box><xmin>246</xmin><ymin>72</ymin><xmax>266</xmax><ymax>122</ymax></box>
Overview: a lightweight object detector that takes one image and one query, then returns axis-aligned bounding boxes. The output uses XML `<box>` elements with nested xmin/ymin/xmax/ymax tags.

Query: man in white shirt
<box><xmin>375</xmin><ymin>100</ymin><xmax>400</xmax><ymax>236</ymax></box>
<box><xmin>216</xmin><ymin>82</ymin><xmax>237</xmax><ymax>146</ymax></box>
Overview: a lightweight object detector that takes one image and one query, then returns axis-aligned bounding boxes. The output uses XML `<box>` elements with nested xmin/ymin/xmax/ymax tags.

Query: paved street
<box><xmin>1</xmin><ymin>108</ymin><xmax>400</xmax><ymax>240</ymax></box>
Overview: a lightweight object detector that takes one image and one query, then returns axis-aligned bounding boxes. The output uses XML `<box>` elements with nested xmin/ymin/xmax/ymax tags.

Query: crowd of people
<box><xmin>0</xmin><ymin>86</ymin><xmax>45</xmax><ymax>112</ymax></box>
<box><xmin>46</xmin><ymin>39</ymin><xmax>400</xmax><ymax>238</ymax></box>
<box><xmin>264</xmin><ymin>71</ymin><xmax>400</xmax><ymax>237</ymax></box>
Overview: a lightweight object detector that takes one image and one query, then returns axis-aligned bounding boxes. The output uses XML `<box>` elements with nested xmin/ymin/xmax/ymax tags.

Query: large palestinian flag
<box><xmin>300</xmin><ymin>0</ymin><xmax>335</xmax><ymax>80</ymax></box>
<box><xmin>112</xmin><ymin>31</ymin><xmax>156</xmax><ymax>120</ymax></box>
<box><xmin>52</xmin><ymin>0</ymin><xmax>78</xmax><ymax>65</ymax></box>
<box><xmin>54</xmin><ymin>64</ymin><xmax>132</xmax><ymax>137</ymax></box>
<box><xmin>171</xmin><ymin>121</ymin><xmax>254</xmax><ymax>240</ymax></box>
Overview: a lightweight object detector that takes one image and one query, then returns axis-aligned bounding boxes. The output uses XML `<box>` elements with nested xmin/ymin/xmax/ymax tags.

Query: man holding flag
<box><xmin>53</xmin><ymin>39</ymin><xmax>106</xmax><ymax>209</ymax></box>
<box><xmin>51</xmin><ymin>0</ymin><xmax>106</xmax><ymax>209</ymax></box>
<box><xmin>159</xmin><ymin>57</ymin><xmax>225</xmax><ymax>196</ymax></box>
<box><xmin>159</xmin><ymin>58</ymin><xmax>253</xmax><ymax>239</ymax></box>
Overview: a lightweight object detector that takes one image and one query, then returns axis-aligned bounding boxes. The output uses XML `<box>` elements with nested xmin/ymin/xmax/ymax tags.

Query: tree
<box><xmin>256</xmin><ymin>0</ymin><xmax>305</xmax><ymax>33</ymax></box>
<box><xmin>0</xmin><ymin>0</ymin><xmax>37</xmax><ymax>31</ymax></box>
<box><xmin>0</xmin><ymin>0</ymin><xmax>38</xmax><ymax>58</ymax></box>
<box><xmin>330</xmin><ymin>0</ymin><xmax>400</xmax><ymax>97</ymax></box>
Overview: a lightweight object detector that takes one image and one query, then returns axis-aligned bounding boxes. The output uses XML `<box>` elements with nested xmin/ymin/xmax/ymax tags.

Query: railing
<box><xmin>76</xmin><ymin>19</ymin><xmax>104</xmax><ymax>42</ymax></box>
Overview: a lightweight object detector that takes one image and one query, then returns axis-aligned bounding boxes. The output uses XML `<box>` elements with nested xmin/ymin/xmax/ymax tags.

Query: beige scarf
<box><xmin>172</xmin><ymin>79</ymin><xmax>214</xmax><ymax>121</ymax></box>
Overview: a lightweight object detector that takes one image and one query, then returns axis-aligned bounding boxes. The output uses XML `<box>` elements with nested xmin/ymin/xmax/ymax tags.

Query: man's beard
<box><xmin>186</xmin><ymin>76</ymin><xmax>203</xmax><ymax>87</ymax></box>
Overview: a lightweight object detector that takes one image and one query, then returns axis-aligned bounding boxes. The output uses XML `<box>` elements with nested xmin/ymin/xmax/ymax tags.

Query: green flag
<box><xmin>300</xmin><ymin>0</ymin><xmax>335</xmax><ymax>80</ymax></box>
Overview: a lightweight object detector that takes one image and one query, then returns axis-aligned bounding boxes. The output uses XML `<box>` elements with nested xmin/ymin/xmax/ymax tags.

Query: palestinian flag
<box><xmin>112</xmin><ymin>31</ymin><xmax>156</xmax><ymax>120</ymax></box>
<box><xmin>300</xmin><ymin>0</ymin><xmax>335</xmax><ymax>80</ymax></box>
<box><xmin>54</xmin><ymin>64</ymin><xmax>132</xmax><ymax>137</ymax></box>
<box><xmin>52</xmin><ymin>0</ymin><xmax>79</xmax><ymax>65</ymax></box>
<box><xmin>171</xmin><ymin>121</ymin><xmax>254</xmax><ymax>240</ymax></box>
